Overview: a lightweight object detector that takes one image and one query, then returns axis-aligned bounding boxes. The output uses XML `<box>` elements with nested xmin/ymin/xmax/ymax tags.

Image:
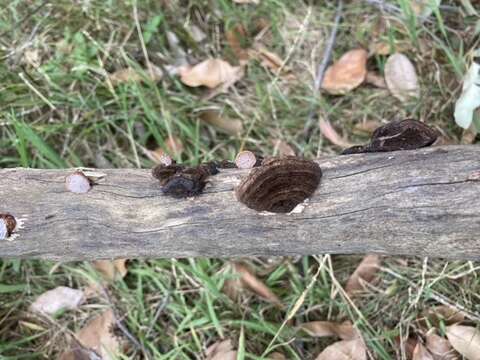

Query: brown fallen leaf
<box><xmin>345</xmin><ymin>255</ymin><xmax>381</xmax><ymax>294</ymax></box>
<box><xmin>224</xmin><ymin>262</ymin><xmax>282</xmax><ymax>307</ymax></box>
<box><xmin>93</xmin><ymin>259</ymin><xmax>128</xmax><ymax>282</ymax></box>
<box><xmin>206</xmin><ymin>339</ymin><xmax>237</xmax><ymax>360</ymax></box>
<box><xmin>199</xmin><ymin>110</ymin><xmax>243</xmax><ymax>135</ymax></box>
<box><xmin>321</xmin><ymin>49</ymin><xmax>368</xmax><ymax>95</ymax></box>
<box><xmin>365</xmin><ymin>71</ymin><xmax>387</xmax><ymax>88</ymax></box>
<box><xmin>319</xmin><ymin>118</ymin><xmax>354</xmax><ymax>148</ymax></box>
<box><xmin>354</xmin><ymin>120</ymin><xmax>382</xmax><ymax>134</ymax></box>
<box><xmin>413</xmin><ymin>343</ymin><xmax>434</xmax><ymax>360</ymax></box>
<box><xmin>74</xmin><ymin>309</ymin><xmax>121</xmax><ymax>360</ymax></box>
<box><xmin>425</xmin><ymin>330</ymin><xmax>457</xmax><ymax>360</ymax></box>
<box><xmin>315</xmin><ymin>339</ymin><xmax>367</xmax><ymax>360</ymax></box>
<box><xmin>233</xmin><ymin>0</ymin><xmax>260</xmax><ymax>3</ymax></box>
<box><xmin>165</xmin><ymin>136</ymin><xmax>184</xmax><ymax>157</ymax></box>
<box><xmin>300</xmin><ymin>320</ymin><xmax>358</xmax><ymax>340</ymax></box>
<box><xmin>395</xmin><ymin>335</ymin><xmax>418</xmax><ymax>359</ymax></box>
<box><xmin>226</xmin><ymin>24</ymin><xmax>250</xmax><ymax>62</ymax></box>
<box><xmin>423</xmin><ymin>305</ymin><xmax>466</xmax><ymax>327</ymax></box>
<box><xmin>30</xmin><ymin>286</ymin><xmax>85</xmax><ymax>315</ymax></box>
<box><xmin>251</xmin><ymin>45</ymin><xmax>295</xmax><ymax>79</ymax></box>
<box><xmin>446</xmin><ymin>325</ymin><xmax>480</xmax><ymax>360</ymax></box>
<box><xmin>268</xmin><ymin>352</ymin><xmax>287</xmax><ymax>360</ymax></box>
<box><xmin>384</xmin><ymin>53</ymin><xmax>420</xmax><ymax>102</ymax></box>
<box><xmin>107</xmin><ymin>66</ymin><xmax>163</xmax><ymax>85</ymax></box>
<box><xmin>180</xmin><ymin>59</ymin><xmax>242</xmax><ymax>89</ymax></box>
<box><xmin>272</xmin><ymin>139</ymin><xmax>296</xmax><ymax>156</ymax></box>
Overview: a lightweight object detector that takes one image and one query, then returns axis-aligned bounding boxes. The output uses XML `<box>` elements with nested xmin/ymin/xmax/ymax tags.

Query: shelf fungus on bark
<box><xmin>0</xmin><ymin>213</ymin><xmax>17</xmax><ymax>241</ymax></box>
<box><xmin>152</xmin><ymin>162</ymin><xmax>218</xmax><ymax>198</ymax></box>
<box><xmin>235</xmin><ymin>157</ymin><xmax>322</xmax><ymax>213</ymax></box>
<box><xmin>342</xmin><ymin>119</ymin><xmax>438</xmax><ymax>155</ymax></box>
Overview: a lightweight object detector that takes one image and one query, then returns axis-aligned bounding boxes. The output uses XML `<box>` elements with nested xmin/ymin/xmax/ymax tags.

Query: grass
<box><xmin>0</xmin><ymin>0</ymin><xmax>479</xmax><ymax>359</ymax></box>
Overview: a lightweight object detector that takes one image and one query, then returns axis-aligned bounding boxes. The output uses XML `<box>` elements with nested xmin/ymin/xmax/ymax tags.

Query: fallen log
<box><xmin>1</xmin><ymin>145</ymin><xmax>479</xmax><ymax>261</ymax></box>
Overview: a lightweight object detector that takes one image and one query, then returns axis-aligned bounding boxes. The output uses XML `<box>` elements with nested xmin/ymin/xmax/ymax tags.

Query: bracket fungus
<box><xmin>342</xmin><ymin>119</ymin><xmax>438</xmax><ymax>155</ymax></box>
<box><xmin>0</xmin><ymin>213</ymin><xmax>17</xmax><ymax>240</ymax></box>
<box><xmin>235</xmin><ymin>157</ymin><xmax>322</xmax><ymax>213</ymax></box>
<box><xmin>152</xmin><ymin>162</ymin><xmax>219</xmax><ymax>198</ymax></box>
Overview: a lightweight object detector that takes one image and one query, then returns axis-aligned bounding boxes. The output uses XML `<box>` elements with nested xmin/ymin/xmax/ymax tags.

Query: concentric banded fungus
<box><xmin>342</xmin><ymin>119</ymin><xmax>438</xmax><ymax>155</ymax></box>
<box><xmin>0</xmin><ymin>213</ymin><xmax>17</xmax><ymax>240</ymax></box>
<box><xmin>152</xmin><ymin>162</ymin><xmax>218</xmax><ymax>198</ymax></box>
<box><xmin>235</xmin><ymin>157</ymin><xmax>322</xmax><ymax>213</ymax></box>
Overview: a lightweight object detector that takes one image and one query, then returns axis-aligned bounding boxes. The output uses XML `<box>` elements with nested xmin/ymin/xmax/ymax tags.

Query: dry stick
<box><xmin>302</xmin><ymin>0</ymin><xmax>343</xmax><ymax>142</ymax></box>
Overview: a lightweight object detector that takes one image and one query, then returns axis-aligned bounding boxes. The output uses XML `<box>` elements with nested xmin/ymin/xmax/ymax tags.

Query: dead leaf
<box><xmin>107</xmin><ymin>66</ymin><xmax>163</xmax><ymax>85</ymax></box>
<box><xmin>426</xmin><ymin>330</ymin><xmax>457</xmax><ymax>360</ymax></box>
<box><xmin>233</xmin><ymin>0</ymin><xmax>260</xmax><ymax>3</ymax></box>
<box><xmin>319</xmin><ymin>118</ymin><xmax>354</xmax><ymax>148</ymax></box>
<box><xmin>268</xmin><ymin>352</ymin><xmax>287</xmax><ymax>360</ymax></box>
<box><xmin>354</xmin><ymin>120</ymin><xmax>382</xmax><ymax>134</ymax></box>
<box><xmin>315</xmin><ymin>339</ymin><xmax>367</xmax><ymax>360</ymax></box>
<box><xmin>454</xmin><ymin>61</ymin><xmax>480</xmax><ymax>129</ymax></box>
<box><xmin>206</xmin><ymin>339</ymin><xmax>237</xmax><ymax>360</ymax></box>
<box><xmin>30</xmin><ymin>286</ymin><xmax>85</xmax><ymax>315</ymax></box>
<box><xmin>345</xmin><ymin>255</ymin><xmax>380</xmax><ymax>294</ymax></box>
<box><xmin>413</xmin><ymin>343</ymin><xmax>434</xmax><ymax>360</ymax></box>
<box><xmin>71</xmin><ymin>309</ymin><xmax>121</xmax><ymax>360</ymax></box>
<box><xmin>251</xmin><ymin>45</ymin><xmax>295</xmax><ymax>79</ymax></box>
<box><xmin>226</xmin><ymin>24</ymin><xmax>250</xmax><ymax>62</ymax></box>
<box><xmin>300</xmin><ymin>321</ymin><xmax>358</xmax><ymax>340</ymax></box>
<box><xmin>321</xmin><ymin>49</ymin><xmax>368</xmax><ymax>95</ymax></box>
<box><xmin>272</xmin><ymin>139</ymin><xmax>296</xmax><ymax>156</ymax></box>
<box><xmin>384</xmin><ymin>53</ymin><xmax>420</xmax><ymax>102</ymax></box>
<box><xmin>180</xmin><ymin>59</ymin><xmax>242</xmax><ymax>89</ymax></box>
<box><xmin>203</xmin><ymin>65</ymin><xmax>245</xmax><ymax>100</ymax></box>
<box><xmin>365</xmin><ymin>71</ymin><xmax>387</xmax><ymax>88</ymax></box>
<box><xmin>199</xmin><ymin>110</ymin><xmax>243</xmax><ymax>135</ymax></box>
<box><xmin>395</xmin><ymin>335</ymin><xmax>418</xmax><ymax>359</ymax></box>
<box><xmin>424</xmin><ymin>306</ymin><xmax>466</xmax><ymax>326</ymax></box>
<box><xmin>224</xmin><ymin>262</ymin><xmax>282</xmax><ymax>307</ymax></box>
<box><xmin>93</xmin><ymin>259</ymin><xmax>128</xmax><ymax>282</ymax></box>
<box><xmin>446</xmin><ymin>325</ymin><xmax>480</xmax><ymax>360</ymax></box>
<box><xmin>24</xmin><ymin>48</ymin><xmax>41</xmax><ymax>68</ymax></box>
<box><xmin>165</xmin><ymin>136</ymin><xmax>184</xmax><ymax>156</ymax></box>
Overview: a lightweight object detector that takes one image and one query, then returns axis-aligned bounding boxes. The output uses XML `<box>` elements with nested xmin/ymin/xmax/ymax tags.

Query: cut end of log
<box><xmin>0</xmin><ymin>213</ymin><xmax>17</xmax><ymax>240</ymax></box>
<box><xmin>65</xmin><ymin>172</ymin><xmax>92</xmax><ymax>194</ymax></box>
<box><xmin>235</xmin><ymin>151</ymin><xmax>257</xmax><ymax>169</ymax></box>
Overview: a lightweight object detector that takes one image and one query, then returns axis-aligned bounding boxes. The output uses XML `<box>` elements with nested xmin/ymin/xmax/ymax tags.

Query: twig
<box><xmin>301</xmin><ymin>0</ymin><xmax>343</xmax><ymax>142</ymax></box>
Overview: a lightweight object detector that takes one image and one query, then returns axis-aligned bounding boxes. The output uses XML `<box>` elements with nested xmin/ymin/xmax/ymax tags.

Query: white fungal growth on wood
<box><xmin>65</xmin><ymin>171</ymin><xmax>92</xmax><ymax>194</ymax></box>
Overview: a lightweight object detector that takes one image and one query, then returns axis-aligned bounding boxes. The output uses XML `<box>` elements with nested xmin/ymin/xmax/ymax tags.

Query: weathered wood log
<box><xmin>1</xmin><ymin>145</ymin><xmax>479</xmax><ymax>261</ymax></box>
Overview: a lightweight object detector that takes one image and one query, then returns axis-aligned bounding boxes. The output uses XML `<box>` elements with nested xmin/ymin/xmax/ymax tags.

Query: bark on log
<box><xmin>1</xmin><ymin>145</ymin><xmax>479</xmax><ymax>261</ymax></box>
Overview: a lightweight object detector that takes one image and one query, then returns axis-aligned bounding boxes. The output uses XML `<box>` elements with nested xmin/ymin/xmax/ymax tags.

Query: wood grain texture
<box><xmin>1</xmin><ymin>145</ymin><xmax>479</xmax><ymax>261</ymax></box>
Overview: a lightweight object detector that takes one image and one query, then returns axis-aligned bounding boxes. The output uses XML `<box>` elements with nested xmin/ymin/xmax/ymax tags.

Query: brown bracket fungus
<box><xmin>152</xmin><ymin>162</ymin><xmax>219</xmax><ymax>198</ymax></box>
<box><xmin>0</xmin><ymin>213</ymin><xmax>17</xmax><ymax>240</ymax></box>
<box><xmin>342</xmin><ymin>119</ymin><xmax>438</xmax><ymax>155</ymax></box>
<box><xmin>235</xmin><ymin>157</ymin><xmax>322</xmax><ymax>213</ymax></box>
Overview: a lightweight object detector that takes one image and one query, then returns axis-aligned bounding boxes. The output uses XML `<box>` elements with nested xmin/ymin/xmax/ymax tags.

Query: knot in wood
<box><xmin>235</xmin><ymin>157</ymin><xmax>322</xmax><ymax>213</ymax></box>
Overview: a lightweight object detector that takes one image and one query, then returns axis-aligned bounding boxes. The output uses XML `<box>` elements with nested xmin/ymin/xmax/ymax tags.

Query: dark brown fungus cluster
<box><xmin>152</xmin><ymin>162</ymin><xmax>219</xmax><ymax>198</ymax></box>
<box><xmin>235</xmin><ymin>156</ymin><xmax>322</xmax><ymax>213</ymax></box>
<box><xmin>342</xmin><ymin>119</ymin><xmax>438</xmax><ymax>155</ymax></box>
<box><xmin>0</xmin><ymin>213</ymin><xmax>17</xmax><ymax>240</ymax></box>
